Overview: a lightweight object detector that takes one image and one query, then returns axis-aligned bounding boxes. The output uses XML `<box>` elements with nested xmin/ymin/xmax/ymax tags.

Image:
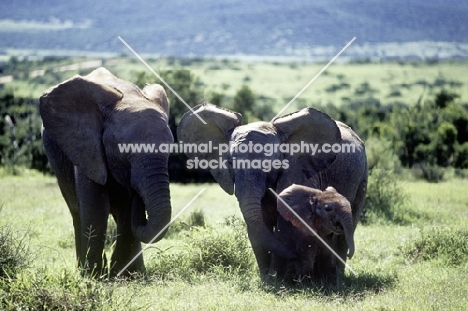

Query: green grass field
<box><xmin>1</xmin><ymin>169</ymin><xmax>467</xmax><ymax>310</ymax></box>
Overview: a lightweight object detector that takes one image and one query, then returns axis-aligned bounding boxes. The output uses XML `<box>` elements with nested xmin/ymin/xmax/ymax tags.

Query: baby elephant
<box><xmin>270</xmin><ymin>184</ymin><xmax>354</xmax><ymax>286</ymax></box>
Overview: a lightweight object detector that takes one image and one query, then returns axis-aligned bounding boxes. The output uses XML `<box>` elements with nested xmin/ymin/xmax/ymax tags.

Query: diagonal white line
<box><xmin>118</xmin><ymin>36</ymin><xmax>207</xmax><ymax>125</ymax></box>
<box><xmin>269</xmin><ymin>188</ymin><xmax>357</xmax><ymax>276</ymax></box>
<box><xmin>117</xmin><ymin>188</ymin><xmax>206</xmax><ymax>277</ymax></box>
<box><xmin>272</xmin><ymin>37</ymin><xmax>356</xmax><ymax>121</ymax></box>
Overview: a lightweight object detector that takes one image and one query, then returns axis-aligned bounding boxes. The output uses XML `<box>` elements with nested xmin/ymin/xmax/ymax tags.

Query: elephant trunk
<box><xmin>338</xmin><ymin>208</ymin><xmax>355</xmax><ymax>259</ymax></box>
<box><xmin>130</xmin><ymin>156</ymin><xmax>172</xmax><ymax>244</ymax></box>
<box><xmin>240</xmin><ymin>198</ymin><xmax>296</xmax><ymax>261</ymax></box>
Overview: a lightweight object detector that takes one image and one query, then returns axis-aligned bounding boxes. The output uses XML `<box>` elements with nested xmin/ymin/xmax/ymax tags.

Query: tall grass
<box><xmin>0</xmin><ymin>224</ymin><xmax>29</xmax><ymax>279</ymax></box>
<box><xmin>1</xmin><ymin>269</ymin><xmax>116</xmax><ymax>310</ymax></box>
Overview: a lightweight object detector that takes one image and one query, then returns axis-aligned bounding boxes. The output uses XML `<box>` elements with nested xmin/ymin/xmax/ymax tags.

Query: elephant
<box><xmin>271</xmin><ymin>184</ymin><xmax>354</xmax><ymax>286</ymax></box>
<box><xmin>177</xmin><ymin>103</ymin><xmax>367</xmax><ymax>279</ymax></box>
<box><xmin>40</xmin><ymin>67</ymin><xmax>173</xmax><ymax>276</ymax></box>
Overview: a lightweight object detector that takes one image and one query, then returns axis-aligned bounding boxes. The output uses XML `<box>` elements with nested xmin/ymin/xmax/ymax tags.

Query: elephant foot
<box><xmin>78</xmin><ymin>262</ymin><xmax>109</xmax><ymax>279</ymax></box>
<box><xmin>110</xmin><ymin>262</ymin><xmax>145</xmax><ymax>278</ymax></box>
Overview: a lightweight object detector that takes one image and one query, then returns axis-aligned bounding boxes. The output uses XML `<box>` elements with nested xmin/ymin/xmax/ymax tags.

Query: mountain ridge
<box><xmin>1</xmin><ymin>1</ymin><xmax>467</xmax><ymax>59</ymax></box>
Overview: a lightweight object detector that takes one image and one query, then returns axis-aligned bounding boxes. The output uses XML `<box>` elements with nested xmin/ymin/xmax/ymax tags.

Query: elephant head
<box><xmin>40</xmin><ymin>67</ymin><xmax>173</xmax><ymax>246</ymax></box>
<box><xmin>177</xmin><ymin>103</ymin><xmax>343</xmax><ymax>274</ymax></box>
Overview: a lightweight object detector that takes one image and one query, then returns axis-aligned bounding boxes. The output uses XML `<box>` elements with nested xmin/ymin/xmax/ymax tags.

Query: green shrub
<box><xmin>0</xmin><ymin>217</ymin><xmax>117</xmax><ymax>309</ymax></box>
<box><xmin>0</xmin><ymin>269</ymin><xmax>115</xmax><ymax>310</ymax></box>
<box><xmin>165</xmin><ymin>209</ymin><xmax>206</xmax><ymax>239</ymax></box>
<box><xmin>188</xmin><ymin>209</ymin><xmax>205</xmax><ymax>227</ymax></box>
<box><xmin>403</xmin><ymin>227</ymin><xmax>468</xmax><ymax>266</ymax></box>
<box><xmin>362</xmin><ymin>138</ymin><xmax>410</xmax><ymax>224</ymax></box>
<box><xmin>365</xmin><ymin>137</ymin><xmax>402</xmax><ymax>172</ymax></box>
<box><xmin>188</xmin><ymin>222</ymin><xmax>252</xmax><ymax>275</ymax></box>
<box><xmin>454</xmin><ymin>168</ymin><xmax>468</xmax><ymax>178</ymax></box>
<box><xmin>454</xmin><ymin>142</ymin><xmax>468</xmax><ymax>169</ymax></box>
<box><xmin>363</xmin><ymin>167</ymin><xmax>410</xmax><ymax>224</ymax></box>
<box><xmin>411</xmin><ymin>163</ymin><xmax>446</xmax><ymax>183</ymax></box>
<box><xmin>0</xmin><ymin>224</ymin><xmax>30</xmax><ymax>278</ymax></box>
<box><xmin>147</xmin><ymin>216</ymin><xmax>254</xmax><ymax>281</ymax></box>
<box><xmin>0</xmin><ymin>91</ymin><xmax>49</xmax><ymax>174</ymax></box>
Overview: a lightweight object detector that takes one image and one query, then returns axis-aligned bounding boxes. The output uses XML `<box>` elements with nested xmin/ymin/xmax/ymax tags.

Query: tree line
<box><xmin>1</xmin><ymin>67</ymin><xmax>467</xmax><ymax>182</ymax></box>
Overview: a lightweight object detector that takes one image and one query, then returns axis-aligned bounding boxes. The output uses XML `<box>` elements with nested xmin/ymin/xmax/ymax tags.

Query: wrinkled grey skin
<box><xmin>40</xmin><ymin>68</ymin><xmax>173</xmax><ymax>276</ymax></box>
<box><xmin>177</xmin><ymin>103</ymin><xmax>367</xmax><ymax>278</ymax></box>
<box><xmin>272</xmin><ymin>184</ymin><xmax>354</xmax><ymax>286</ymax></box>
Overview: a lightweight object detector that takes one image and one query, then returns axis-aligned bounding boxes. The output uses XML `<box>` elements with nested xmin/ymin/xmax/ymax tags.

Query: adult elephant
<box><xmin>178</xmin><ymin>103</ymin><xmax>367</xmax><ymax>278</ymax></box>
<box><xmin>272</xmin><ymin>184</ymin><xmax>355</xmax><ymax>285</ymax></box>
<box><xmin>40</xmin><ymin>67</ymin><xmax>173</xmax><ymax>276</ymax></box>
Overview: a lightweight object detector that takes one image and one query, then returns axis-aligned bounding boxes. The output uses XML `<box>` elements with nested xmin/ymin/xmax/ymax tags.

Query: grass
<box><xmin>0</xmin><ymin>169</ymin><xmax>467</xmax><ymax>310</ymax></box>
<box><xmin>403</xmin><ymin>227</ymin><xmax>468</xmax><ymax>266</ymax></box>
<box><xmin>0</xmin><ymin>224</ymin><xmax>29</xmax><ymax>278</ymax></box>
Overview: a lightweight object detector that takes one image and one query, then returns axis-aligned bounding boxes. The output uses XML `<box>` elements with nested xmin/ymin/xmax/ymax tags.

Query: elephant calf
<box><xmin>271</xmin><ymin>184</ymin><xmax>355</xmax><ymax>286</ymax></box>
<box><xmin>40</xmin><ymin>67</ymin><xmax>173</xmax><ymax>276</ymax></box>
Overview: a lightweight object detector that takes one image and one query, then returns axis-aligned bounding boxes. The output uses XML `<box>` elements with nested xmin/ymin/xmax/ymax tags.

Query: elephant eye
<box><xmin>324</xmin><ymin>204</ymin><xmax>333</xmax><ymax>212</ymax></box>
<box><xmin>309</xmin><ymin>197</ymin><xmax>317</xmax><ymax>206</ymax></box>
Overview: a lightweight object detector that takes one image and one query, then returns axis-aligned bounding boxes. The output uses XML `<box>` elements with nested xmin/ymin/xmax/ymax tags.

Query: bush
<box><xmin>0</xmin><ymin>224</ymin><xmax>30</xmax><ymax>278</ymax></box>
<box><xmin>411</xmin><ymin>163</ymin><xmax>446</xmax><ymax>183</ymax></box>
<box><xmin>0</xmin><ymin>269</ymin><xmax>115</xmax><ymax>310</ymax></box>
<box><xmin>188</xmin><ymin>209</ymin><xmax>206</xmax><ymax>227</ymax></box>
<box><xmin>0</xmin><ymin>91</ymin><xmax>49</xmax><ymax>174</ymax></box>
<box><xmin>362</xmin><ymin>138</ymin><xmax>410</xmax><ymax>224</ymax></box>
<box><xmin>188</xmin><ymin>219</ymin><xmax>252</xmax><ymax>275</ymax></box>
<box><xmin>0</xmin><ymin>221</ymin><xmax>116</xmax><ymax>309</ymax></box>
<box><xmin>454</xmin><ymin>142</ymin><xmax>468</xmax><ymax>169</ymax></box>
<box><xmin>165</xmin><ymin>209</ymin><xmax>206</xmax><ymax>239</ymax></box>
<box><xmin>390</xmin><ymin>91</ymin><xmax>468</xmax><ymax>170</ymax></box>
<box><xmin>365</xmin><ymin>137</ymin><xmax>402</xmax><ymax>172</ymax></box>
<box><xmin>403</xmin><ymin>227</ymin><xmax>468</xmax><ymax>266</ymax></box>
<box><xmin>147</xmin><ymin>216</ymin><xmax>254</xmax><ymax>281</ymax></box>
<box><xmin>0</xmin><ymin>217</ymin><xmax>121</xmax><ymax>310</ymax></box>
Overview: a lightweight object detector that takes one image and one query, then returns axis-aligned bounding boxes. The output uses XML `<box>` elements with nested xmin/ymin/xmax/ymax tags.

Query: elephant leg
<box><xmin>270</xmin><ymin>217</ymin><xmax>295</xmax><ymax>281</ymax></box>
<box><xmin>108</xmin><ymin>186</ymin><xmax>144</xmax><ymax>276</ymax></box>
<box><xmin>248</xmin><ymin>236</ymin><xmax>272</xmax><ymax>278</ymax></box>
<box><xmin>75</xmin><ymin>169</ymin><xmax>110</xmax><ymax>276</ymax></box>
<box><xmin>42</xmin><ymin>131</ymin><xmax>82</xmax><ymax>262</ymax></box>
<box><xmin>111</xmin><ymin>213</ymin><xmax>144</xmax><ymax>275</ymax></box>
<box><xmin>334</xmin><ymin>234</ymin><xmax>349</xmax><ymax>285</ymax></box>
<box><xmin>252</xmin><ymin>191</ymin><xmax>280</xmax><ymax>278</ymax></box>
<box><xmin>70</xmin><ymin>210</ymin><xmax>81</xmax><ymax>262</ymax></box>
<box><xmin>314</xmin><ymin>252</ymin><xmax>335</xmax><ymax>286</ymax></box>
<box><xmin>352</xmin><ymin>179</ymin><xmax>368</xmax><ymax>228</ymax></box>
<box><xmin>312</xmin><ymin>236</ymin><xmax>338</xmax><ymax>286</ymax></box>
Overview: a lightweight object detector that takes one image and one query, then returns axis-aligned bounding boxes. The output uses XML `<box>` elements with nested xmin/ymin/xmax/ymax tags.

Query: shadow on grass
<box><xmin>262</xmin><ymin>270</ymin><xmax>397</xmax><ymax>299</ymax></box>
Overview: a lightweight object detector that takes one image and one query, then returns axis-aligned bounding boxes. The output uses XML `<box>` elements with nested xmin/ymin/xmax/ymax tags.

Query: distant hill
<box><xmin>1</xmin><ymin>0</ymin><xmax>467</xmax><ymax>59</ymax></box>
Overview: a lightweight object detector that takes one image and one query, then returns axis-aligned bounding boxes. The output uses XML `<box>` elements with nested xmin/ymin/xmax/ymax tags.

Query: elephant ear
<box><xmin>273</xmin><ymin>107</ymin><xmax>341</xmax><ymax>186</ymax></box>
<box><xmin>177</xmin><ymin>103</ymin><xmax>242</xmax><ymax>194</ymax></box>
<box><xmin>277</xmin><ymin>184</ymin><xmax>322</xmax><ymax>235</ymax></box>
<box><xmin>142</xmin><ymin>84</ymin><xmax>170</xmax><ymax>116</ymax></box>
<box><xmin>325</xmin><ymin>186</ymin><xmax>337</xmax><ymax>193</ymax></box>
<box><xmin>40</xmin><ymin>75</ymin><xmax>123</xmax><ymax>185</ymax></box>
